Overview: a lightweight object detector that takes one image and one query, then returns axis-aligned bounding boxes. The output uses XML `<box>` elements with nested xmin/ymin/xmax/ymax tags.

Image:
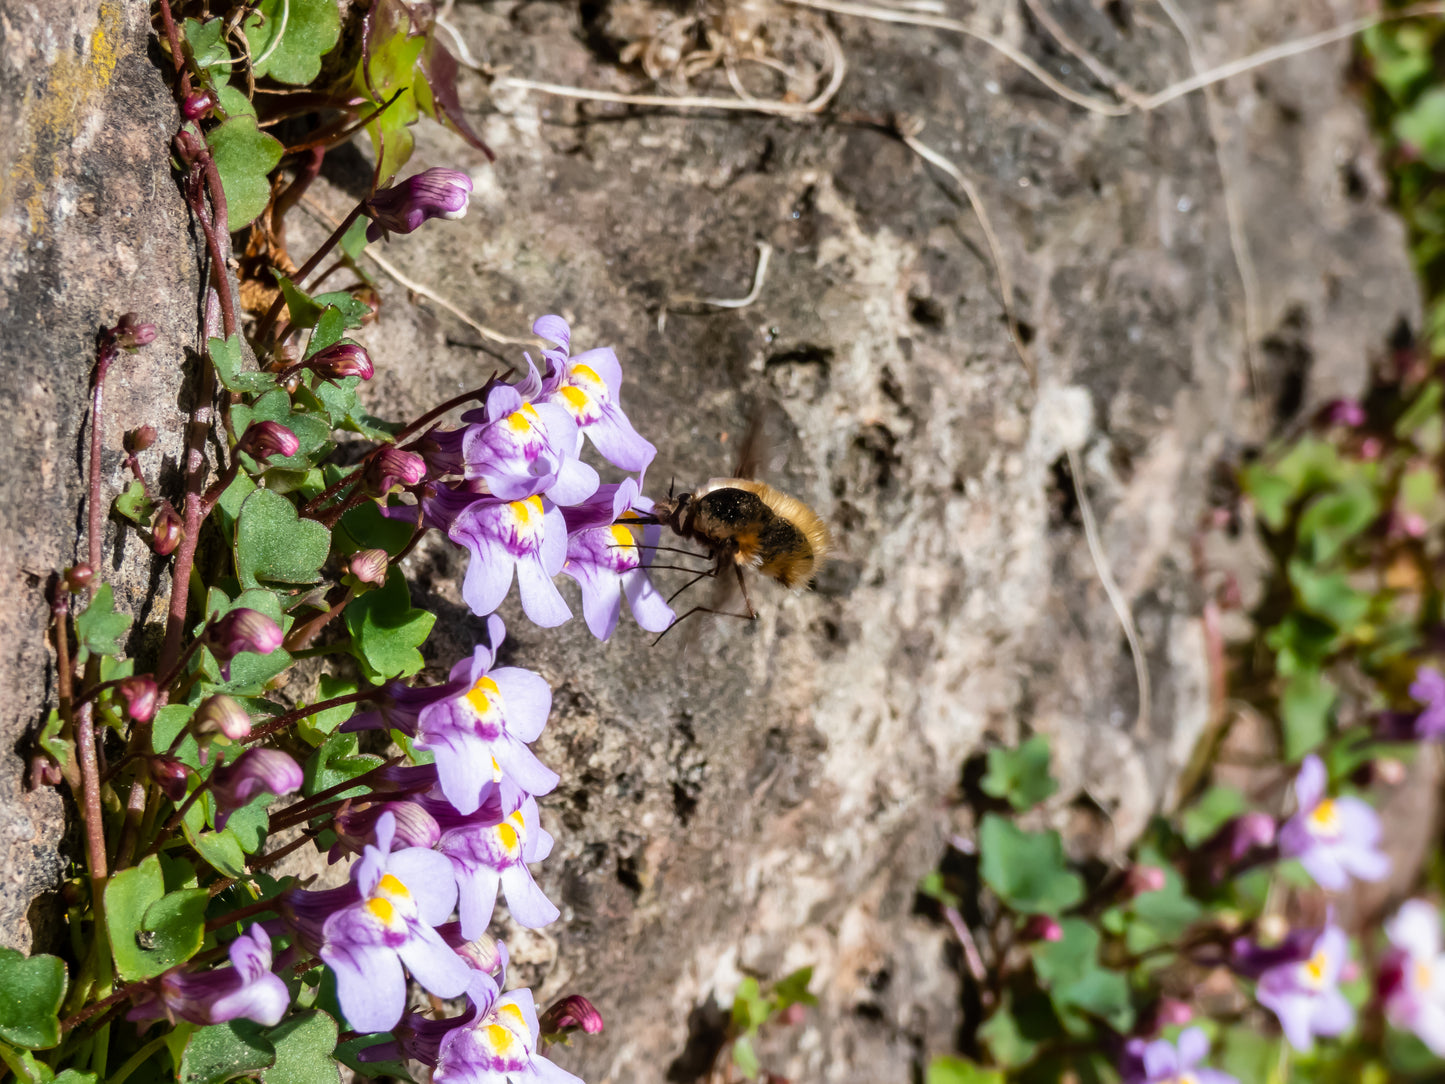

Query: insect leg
<box><xmin>732</xmin><ymin>564</ymin><xmax>758</xmax><ymax>620</ymax></box>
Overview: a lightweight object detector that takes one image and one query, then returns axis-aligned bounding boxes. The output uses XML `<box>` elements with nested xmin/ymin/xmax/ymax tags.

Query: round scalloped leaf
<box><xmin>0</xmin><ymin>948</ymin><xmax>67</xmax><ymax>1049</ymax></box>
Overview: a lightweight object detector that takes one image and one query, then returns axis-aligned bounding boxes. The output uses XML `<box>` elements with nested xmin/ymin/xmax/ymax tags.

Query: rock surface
<box><xmin>0</xmin><ymin>0</ymin><xmax>196</xmax><ymax>950</ymax></box>
<box><xmin>0</xmin><ymin>0</ymin><xmax>1420</xmax><ymax>1079</ymax></box>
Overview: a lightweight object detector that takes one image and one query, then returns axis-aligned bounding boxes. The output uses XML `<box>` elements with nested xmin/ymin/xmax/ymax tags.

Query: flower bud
<box><xmin>173</xmin><ymin>128</ymin><xmax>205</xmax><ymax>163</ymax></box>
<box><xmin>306</xmin><ymin>342</ymin><xmax>374</xmax><ymax>382</ymax></box>
<box><xmin>1229</xmin><ymin>926</ymin><xmax>1315</xmax><ymax>979</ymax></box>
<box><xmin>64</xmin><ymin>565</ymin><xmax>94</xmax><ymax>592</ymax></box>
<box><xmin>1360</xmin><ymin>437</ymin><xmax>1384</xmax><ymax>460</ymax></box>
<box><xmin>237</xmin><ymin>421</ymin><xmax>300</xmax><ymax>461</ymax></box>
<box><xmin>1124</xmin><ymin>865</ymin><xmax>1167</xmax><ymax>898</ymax></box>
<box><xmin>334</xmin><ymin>800</ymin><xmax>439</xmax><ymax>858</ymax></box>
<box><xmin>1154</xmin><ymin>998</ymin><xmax>1193</xmax><ymax>1028</ymax></box>
<box><xmin>207</xmin><ymin>609</ymin><xmax>284</xmax><ymax>680</ymax></box>
<box><xmin>125</xmin><ymin>425</ymin><xmax>159</xmax><ymax>453</ymax></box>
<box><xmin>437</xmin><ymin>923</ymin><xmax>506</xmax><ymax>976</ymax></box>
<box><xmin>117</xmin><ymin>676</ymin><xmax>158</xmax><ymax>722</ymax></box>
<box><xmin>151</xmin><ymin>501</ymin><xmax>182</xmax><ymax>556</ymax></box>
<box><xmin>114</xmin><ymin>313</ymin><xmax>158</xmax><ymax>349</ymax></box>
<box><xmin>29</xmin><ymin>756</ymin><xmax>64</xmax><ymax>789</ymax></box>
<box><xmin>539</xmin><ymin>994</ymin><xmax>604</xmax><ymax>1038</ymax></box>
<box><xmin>1323</xmin><ymin>398</ymin><xmax>1365</xmax><ymax>428</ymax></box>
<box><xmin>211</xmin><ymin>749</ymin><xmax>303</xmax><ymax>828</ymax></box>
<box><xmin>149</xmin><ymin>755</ymin><xmax>192</xmax><ymax>801</ymax></box>
<box><xmin>181</xmin><ymin>92</ymin><xmax>212</xmax><ymax>120</ymax></box>
<box><xmin>364</xmin><ymin>447</ymin><xmax>427</xmax><ymax>495</ymax></box>
<box><xmin>1020</xmin><ymin>915</ymin><xmax>1063</xmax><ymax>942</ymax></box>
<box><xmin>347</xmin><ymin>549</ymin><xmax>389</xmax><ymax>587</ymax></box>
<box><xmin>194</xmin><ymin>694</ymin><xmax>253</xmax><ymax>741</ymax></box>
<box><xmin>1373</xmin><ymin>757</ymin><xmax>1408</xmax><ymax>786</ymax></box>
<box><xmin>364</xmin><ymin>167</ymin><xmax>473</xmax><ymax>243</ymax></box>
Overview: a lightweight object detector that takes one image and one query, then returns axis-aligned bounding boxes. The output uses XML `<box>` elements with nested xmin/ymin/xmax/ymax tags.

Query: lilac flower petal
<box><xmin>540</xmin><ymin>504</ymin><xmax>569</xmax><ymax>575</ymax></box>
<box><xmin>1335</xmin><ymin>797</ymin><xmax>1384</xmax><ymax>846</ymax></box>
<box><xmin>585</xmin><ymin>405</ymin><xmax>657</xmax><ymax>473</ymax></box>
<box><xmin>209</xmin><ymin>971</ymin><xmax>289</xmax><ymax>1026</ymax></box>
<box><xmin>1344</xmin><ymin>845</ymin><xmax>1391</xmax><ymax>883</ymax></box>
<box><xmin>570</xmin><ymin>347</ymin><xmax>622</xmax><ymax>397</ymax></box>
<box><xmin>532</xmin><ymin>1054</ymin><xmax>587</xmax><ymax>1084</ymax></box>
<box><xmin>460</xmin><ymin>536</ymin><xmax>516</xmax><ymax>618</ymax></box>
<box><xmin>1299</xmin><ymin>847</ymin><xmax>1350</xmax><ymax>891</ymax></box>
<box><xmin>530</xmin><ymin>825</ymin><xmax>555</xmax><ymax>864</ymax></box>
<box><xmin>1415</xmin><ymin>999</ymin><xmax>1445</xmax><ymax>1055</ymax></box>
<box><xmin>1312</xmin><ymin>989</ymin><xmax>1354</xmax><ymax>1037</ymax></box>
<box><xmin>1388</xmin><ymin>900</ymin><xmax>1442</xmax><ymax>957</ymax></box>
<box><xmin>429</xmin><ymin>732</ymin><xmax>492</xmax><ymax>816</ymax></box>
<box><xmin>623</xmin><ymin>567</ymin><xmax>675</xmax><ymax>633</ymax></box>
<box><xmin>1140</xmin><ymin>1038</ymin><xmax>1179</xmax><ymax>1079</ymax></box>
<box><xmin>1295</xmin><ymin>754</ymin><xmax>1327</xmax><ymax>810</ymax></box>
<box><xmin>533</xmin><ymin>315</ymin><xmax>571</xmax><ymax>352</ymax></box>
<box><xmin>457</xmin><ymin>868</ymin><xmax>501</xmax><ymax>940</ymax></box>
<box><xmin>385</xmin><ymin>848</ymin><xmax>460</xmax><ymax>926</ymax></box>
<box><xmin>579</xmin><ymin>567</ymin><xmax>624</xmax><ymax>640</ymax></box>
<box><xmin>488</xmin><ymin>668</ymin><xmax>552</xmax><ymax>742</ymax></box>
<box><xmin>516</xmin><ymin>555</ymin><xmax>572</xmax><ymax>628</ymax></box>
<box><xmin>494</xmin><ymin>736</ymin><xmax>560</xmax><ymax>797</ymax></box>
<box><xmin>1174</xmin><ymin>1027</ymin><xmax>1209</xmax><ymax>1068</ymax></box>
<box><xmin>324</xmin><ymin>941</ymin><xmax>407</xmax><ymax>1033</ymax></box>
<box><xmin>502</xmin><ymin>988</ymin><xmax>540</xmax><ymax>1041</ymax></box>
<box><xmin>500</xmin><ymin>865</ymin><xmax>560</xmax><ymax>929</ymax></box>
<box><xmin>398</xmin><ymin>923</ymin><xmax>473</xmax><ymax>999</ymax></box>
<box><xmin>547</xmin><ymin>454</ymin><xmax>600</xmax><ymax>507</ymax></box>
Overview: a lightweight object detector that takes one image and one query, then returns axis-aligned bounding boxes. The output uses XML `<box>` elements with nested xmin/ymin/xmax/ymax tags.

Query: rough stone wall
<box><xmin>0</xmin><ymin>0</ymin><xmax>196</xmax><ymax>950</ymax></box>
<box><xmin>0</xmin><ymin>0</ymin><xmax>1420</xmax><ymax>1080</ymax></box>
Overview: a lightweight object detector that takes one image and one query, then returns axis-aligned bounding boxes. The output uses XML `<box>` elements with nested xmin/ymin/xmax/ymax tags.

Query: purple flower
<box><xmin>461</xmin><ymin>384</ymin><xmax>597</xmax><ymax>506</ymax></box>
<box><xmin>1118</xmin><ymin>1028</ymin><xmax>1236</xmax><ymax>1084</ymax></box>
<box><xmin>540</xmin><ymin>995</ymin><xmax>604</xmax><ymax>1038</ymax></box>
<box><xmin>207</xmin><ymin>608</ymin><xmax>285</xmax><ymax>681</ymax></box>
<box><xmin>451</xmin><ymin>494</ymin><xmax>571</xmax><ymax>627</ymax></box>
<box><xmin>1381</xmin><ymin>899</ymin><xmax>1445</xmax><ymax>1055</ymax></box>
<box><xmin>1410</xmin><ymin>666</ymin><xmax>1445</xmax><ymax>740</ymax></box>
<box><xmin>531</xmin><ymin>315</ymin><xmax>656</xmax><ymax>474</ymax></box>
<box><xmin>1277</xmin><ymin>755</ymin><xmax>1389</xmax><ymax>891</ymax></box>
<box><xmin>129</xmin><ymin>925</ymin><xmax>288</xmax><ymax>1027</ymax></box>
<box><xmin>305</xmin><ymin>341</ymin><xmax>374</xmax><ymax>381</ymax></box>
<box><xmin>319</xmin><ymin>811</ymin><xmax>472</xmax><ymax>1032</ymax></box>
<box><xmin>365</xmin><ymin>446</ymin><xmax>428</xmax><ymax>495</ymax></box>
<box><xmin>1255</xmin><ymin>924</ymin><xmax>1354</xmax><ymax>1051</ymax></box>
<box><xmin>331</xmin><ymin>799</ymin><xmax>441</xmax><ymax>862</ymax></box>
<box><xmin>193</xmin><ymin>693</ymin><xmax>252</xmax><ymax>741</ymax></box>
<box><xmin>560</xmin><ymin>480</ymin><xmax>674</xmax><ymax>640</ymax></box>
<box><xmin>237</xmin><ymin>421</ymin><xmax>301</xmax><ymax>461</ymax></box>
<box><xmin>210</xmin><ymin>749</ymin><xmax>302</xmax><ymax>829</ymax></box>
<box><xmin>433</xmin><ymin>974</ymin><xmax>584</xmax><ymax>1084</ymax></box>
<box><xmin>437</xmin><ymin>795</ymin><xmax>560</xmax><ymax>938</ymax></box>
<box><xmin>365</xmin><ymin>167</ymin><xmax>473</xmax><ymax>243</ymax></box>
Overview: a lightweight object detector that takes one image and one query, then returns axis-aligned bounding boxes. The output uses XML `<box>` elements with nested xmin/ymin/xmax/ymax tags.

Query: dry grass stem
<box><xmin>675</xmin><ymin>241</ymin><xmax>774</xmax><ymax>309</ymax></box>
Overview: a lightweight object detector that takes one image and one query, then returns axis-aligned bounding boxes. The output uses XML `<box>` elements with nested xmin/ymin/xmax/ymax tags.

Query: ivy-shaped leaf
<box><xmin>206</xmin><ymin>117</ymin><xmax>284</xmax><ymax>229</ymax></box>
<box><xmin>1395</xmin><ymin>87</ymin><xmax>1445</xmax><ymax>170</ymax></box>
<box><xmin>978</xmin><ymin>815</ymin><xmax>1084</xmax><ymax>915</ymax></box>
<box><xmin>231</xmin><ymin>389</ymin><xmax>333</xmax><ymax>471</ymax></box>
<box><xmin>179</xmin><ymin>1021</ymin><xmax>276</xmax><ymax>1084</ymax></box>
<box><xmin>235</xmin><ymin>488</ymin><xmax>331</xmax><ymax>588</ymax></box>
<box><xmin>114</xmin><ymin>479</ymin><xmax>154</xmax><ymax>524</ymax></box>
<box><xmin>303</xmin><ymin>730</ymin><xmax>381</xmax><ymax>799</ymax></box>
<box><xmin>262</xmin><ymin>1011</ymin><xmax>340</xmax><ymax>1084</ymax></box>
<box><xmin>75</xmin><ymin>583</ymin><xmax>131</xmax><ymax>658</ymax></box>
<box><xmin>272</xmin><ymin>273</ymin><xmax>325</xmax><ymax>334</ymax></box>
<box><xmin>243</xmin><ymin>0</ymin><xmax>341</xmax><ymax>86</ymax></box>
<box><xmin>980</xmin><ymin>735</ymin><xmax>1058</xmax><ymax>811</ymax></box>
<box><xmin>209</xmin><ymin>336</ymin><xmax>277</xmax><ymax>396</ymax></box>
<box><xmin>0</xmin><ymin>949</ymin><xmax>67</xmax><ymax>1050</ymax></box>
<box><xmin>343</xmin><ymin>568</ymin><xmax>435</xmax><ymax>682</ymax></box>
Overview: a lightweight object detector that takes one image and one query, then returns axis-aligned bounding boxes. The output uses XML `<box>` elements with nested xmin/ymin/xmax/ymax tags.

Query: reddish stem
<box><xmin>392</xmin><ymin>374</ymin><xmax>501</xmax><ymax>444</ymax></box>
<box><xmin>242</xmin><ymin>689</ymin><xmax>375</xmax><ymax>744</ymax></box>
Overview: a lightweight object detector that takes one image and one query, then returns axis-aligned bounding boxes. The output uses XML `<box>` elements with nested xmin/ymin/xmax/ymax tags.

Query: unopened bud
<box><xmin>210</xmin><ymin>749</ymin><xmax>303</xmax><ymax>828</ymax></box>
<box><xmin>539</xmin><ymin>995</ymin><xmax>604</xmax><ymax>1037</ymax></box>
<box><xmin>437</xmin><ymin>924</ymin><xmax>506</xmax><ymax>975</ymax></box>
<box><xmin>181</xmin><ymin>92</ymin><xmax>212</xmax><ymax>120</ymax></box>
<box><xmin>150</xmin><ymin>502</ymin><xmax>182</xmax><ymax>556</ymax></box>
<box><xmin>348</xmin><ymin>549</ymin><xmax>389</xmax><ymax>586</ymax></box>
<box><xmin>194</xmin><ymin>694</ymin><xmax>252</xmax><ymax>740</ymax></box>
<box><xmin>149</xmin><ymin>755</ymin><xmax>191</xmax><ymax>801</ymax></box>
<box><xmin>1374</xmin><ymin>757</ymin><xmax>1408</xmax><ymax>787</ymax></box>
<box><xmin>335</xmin><ymin>800</ymin><xmax>439</xmax><ymax>854</ymax></box>
<box><xmin>207</xmin><ymin>609</ymin><xmax>284</xmax><ymax>680</ymax></box>
<box><xmin>117</xmin><ymin>676</ymin><xmax>158</xmax><ymax>722</ymax></box>
<box><xmin>114</xmin><ymin>313</ymin><xmax>157</xmax><ymax>350</ymax></box>
<box><xmin>125</xmin><ymin>425</ymin><xmax>158</xmax><ymax>453</ymax></box>
<box><xmin>29</xmin><ymin>756</ymin><xmax>63</xmax><ymax>789</ymax></box>
<box><xmin>1154</xmin><ymin>998</ymin><xmax>1192</xmax><ymax>1027</ymax></box>
<box><xmin>64</xmin><ymin>565</ymin><xmax>94</xmax><ymax>592</ymax></box>
<box><xmin>364</xmin><ymin>167</ymin><xmax>473</xmax><ymax>243</ymax></box>
<box><xmin>1323</xmin><ymin>399</ymin><xmax>1366</xmax><ymax>428</ymax></box>
<box><xmin>237</xmin><ymin>421</ymin><xmax>300</xmax><ymax>461</ymax></box>
<box><xmin>173</xmin><ymin>128</ymin><xmax>205</xmax><ymax>163</ymax></box>
<box><xmin>306</xmin><ymin>342</ymin><xmax>374</xmax><ymax>382</ymax></box>
<box><xmin>1124</xmin><ymin>865</ymin><xmax>1167</xmax><ymax>898</ymax></box>
<box><xmin>1020</xmin><ymin>915</ymin><xmax>1063</xmax><ymax>942</ymax></box>
<box><xmin>364</xmin><ymin>447</ymin><xmax>427</xmax><ymax>495</ymax></box>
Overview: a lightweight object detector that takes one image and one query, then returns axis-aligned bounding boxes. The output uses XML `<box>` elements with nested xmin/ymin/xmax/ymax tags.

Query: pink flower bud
<box><xmin>364</xmin><ymin>447</ymin><xmax>427</xmax><ymax>494</ymax></box>
<box><xmin>126</xmin><ymin>425</ymin><xmax>158</xmax><ymax>453</ymax></box>
<box><xmin>118</xmin><ymin>676</ymin><xmax>158</xmax><ymax>722</ymax></box>
<box><xmin>1125</xmin><ymin>865</ymin><xmax>1167</xmax><ymax>897</ymax></box>
<box><xmin>1373</xmin><ymin>757</ymin><xmax>1408</xmax><ymax>786</ymax></box>
<box><xmin>194</xmin><ymin>694</ymin><xmax>253</xmax><ymax>741</ymax></box>
<box><xmin>207</xmin><ymin>609</ymin><xmax>284</xmax><ymax>680</ymax></box>
<box><xmin>150</xmin><ymin>755</ymin><xmax>192</xmax><ymax>801</ymax></box>
<box><xmin>1154</xmin><ymin>998</ymin><xmax>1192</xmax><ymax>1027</ymax></box>
<box><xmin>334</xmin><ymin>800</ymin><xmax>439</xmax><ymax>857</ymax></box>
<box><xmin>364</xmin><ymin>168</ymin><xmax>473</xmax><ymax>243</ymax></box>
<box><xmin>114</xmin><ymin>313</ymin><xmax>157</xmax><ymax>349</ymax></box>
<box><xmin>182</xmin><ymin>92</ymin><xmax>212</xmax><ymax>120</ymax></box>
<box><xmin>150</xmin><ymin>501</ymin><xmax>182</xmax><ymax>556</ymax></box>
<box><xmin>64</xmin><ymin>565</ymin><xmax>94</xmax><ymax>592</ymax></box>
<box><xmin>237</xmin><ymin>421</ymin><xmax>300</xmax><ymax>461</ymax></box>
<box><xmin>307</xmin><ymin>342</ymin><xmax>373</xmax><ymax>381</ymax></box>
<box><xmin>210</xmin><ymin>749</ymin><xmax>303</xmax><ymax>828</ymax></box>
<box><xmin>539</xmin><ymin>994</ymin><xmax>604</xmax><ymax>1037</ymax></box>
<box><xmin>1360</xmin><ymin>437</ymin><xmax>1384</xmax><ymax>460</ymax></box>
<box><xmin>1323</xmin><ymin>399</ymin><xmax>1365</xmax><ymax>428</ymax></box>
<box><xmin>1021</xmin><ymin>915</ymin><xmax>1063</xmax><ymax>942</ymax></box>
<box><xmin>348</xmin><ymin>549</ymin><xmax>389</xmax><ymax>586</ymax></box>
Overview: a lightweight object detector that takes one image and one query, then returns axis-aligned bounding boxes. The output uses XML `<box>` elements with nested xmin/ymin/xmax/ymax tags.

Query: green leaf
<box><xmin>337</xmin><ymin>501</ymin><xmax>417</xmax><ymax>556</ymax></box>
<box><xmin>104</xmin><ymin>855</ymin><xmax>171</xmax><ymax>980</ymax></box>
<box><xmin>304</xmin><ymin>730</ymin><xmax>381</xmax><ymax>798</ymax></box>
<box><xmin>1288</xmin><ymin>560</ymin><xmax>1370</xmax><ymax>633</ymax></box>
<box><xmin>1396</xmin><ymin>380</ymin><xmax>1444</xmax><ymax>452</ymax></box>
<box><xmin>333</xmin><ymin>1036</ymin><xmax>412</xmax><ymax>1082</ymax></box>
<box><xmin>114</xmin><ymin>479</ymin><xmax>154</xmax><ymax>524</ymax></box>
<box><xmin>184</xmin><ymin>824</ymin><xmax>249</xmax><ymax>879</ymax></box>
<box><xmin>198</xmin><ymin>588</ymin><xmax>295</xmax><ymax>695</ymax></box>
<box><xmin>1180</xmin><ymin>785</ymin><xmax>1246</xmax><ymax>847</ymax></box>
<box><xmin>153</xmin><ymin>703</ymin><xmax>197</xmax><ymax>756</ymax></box>
<box><xmin>0</xmin><ymin>950</ymin><xmax>67</xmax><ymax>1049</ymax></box>
<box><xmin>980</xmin><ymin>736</ymin><xmax>1058</xmax><ymax>811</ymax></box>
<box><xmin>1030</xmin><ymin>919</ymin><xmax>1098</xmax><ymax>987</ymax></box>
<box><xmin>205</xmin><ymin>116</ymin><xmax>284</xmax><ymax>229</ymax></box>
<box><xmin>730</xmin><ymin>977</ymin><xmax>769</xmax><ymax>1033</ymax></box>
<box><xmin>209</xmin><ymin>336</ymin><xmax>276</xmax><ymax>396</ymax></box>
<box><xmin>138</xmin><ymin>888</ymin><xmax>210</xmax><ymax>972</ymax></box>
<box><xmin>731</xmin><ymin>1036</ymin><xmax>760</xmax><ymax>1080</ymax></box>
<box><xmin>216</xmin><ymin>85</ymin><xmax>257</xmax><ymax>120</ymax></box>
<box><xmin>1241</xmin><ymin>438</ymin><xmax>1343</xmax><ymax>530</ymax></box>
<box><xmin>926</xmin><ymin>1057</ymin><xmax>1003</xmax><ymax>1084</ymax></box>
<box><xmin>305</xmin><ymin>311</ymin><xmax>348</xmax><ymax>358</ymax></box>
<box><xmin>1052</xmin><ymin>966</ymin><xmax>1132</xmax><ymax>1033</ymax></box>
<box><xmin>230</xmin><ymin>389</ymin><xmax>333</xmax><ymax>471</ymax></box>
<box><xmin>1280</xmin><ymin>670</ymin><xmax>1337</xmax><ymax>760</ymax></box>
<box><xmin>770</xmin><ymin>967</ymin><xmax>817</xmax><ymax>1012</ymax></box>
<box><xmin>296</xmin><ymin>675</ymin><xmax>361</xmax><ymax>746</ymax></box>
<box><xmin>1296</xmin><ymin>481</ymin><xmax>1380</xmax><ymax>564</ymax></box>
<box><xmin>271</xmin><ymin>274</ymin><xmax>324</xmax><ymax>334</ymax></box>
<box><xmin>179</xmin><ymin>1021</ymin><xmax>276</xmax><ymax>1084</ymax></box>
<box><xmin>1396</xmin><ymin>87</ymin><xmax>1445</xmax><ymax>170</ymax></box>
<box><xmin>343</xmin><ymin>569</ymin><xmax>435</xmax><ymax>682</ymax></box>
<box><xmin>917</xmin><ymin>870</ymin><xmax>961</xmax><ymax>910</ymax></box>
<box><xmin>1363</xmin><ymin>24</ymin><xmax>1436</xmax><ymax>102</ymax></box>
<box><xmin>36</xmin><ymin>710</ymin><xmax>69</xmax><ymax>771</ymax></box>
<box><xmin>1122</xmin><ymin>849</ymin><xmax>1203</xmax><ymax>953</ymax></box>
<box><xmin>977</xmin><ymin>992</ymin><xmax>1045</xmax><ymax>1068</ymax></box>
<box><xmin>183</xmin><ymin>17</ymin><xmax>233</xmax><ymax>72</ymax></box>
<box><xmin>235</xmin><ymin>488</ymin><xmax>331</xmax><ymax>588</ymax></box>
<box><xmin>339</xmin><ymin>216</ymin><xmax>371</xmax><ymax>260</ymax></box>
<box><xmin>218</xmin><ymin>793</ymin><xmax>271</xmax><ymax>854</ymax></box>
<box><xmin>262</xmin><ymin>1011</ymin><xmax>339</xmax><ymax>1084</ymax></box>
<box><xmin>244</xmin><ymin>0</ymin><xmax>341</xmax><ymax>85</ymax></box>
<box><xmin>978</xmin><ymin>815</ymin><xmax>1084</xmax><ymax>915</ymax></box>
<box><xmin>356</xmin><ymin>0</ymin><xmax>426</xmax><ymax>182</ymax></box>
<box><xmin>75</xmin><ymin>583</ymin><xmax>131</xmax><ymax>658</ymax></box>
<box><xmin>312</xmin><ymin>292</ymin><xmax>371</xmax><ymax>326</ymax></box>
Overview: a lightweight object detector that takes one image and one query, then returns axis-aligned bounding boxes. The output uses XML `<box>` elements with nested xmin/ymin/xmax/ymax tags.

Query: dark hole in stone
<box><xmin>908</xmin><ymin>294</ymin><xmax>947</xmax><ymax>328</ymax></box>
<box><xmin>1013</xmin><ymin>317</ymin><xmax>1036</xmax><ymax>345</ymax></box>
<box><xmin>852</xmin><ymin>423</ymin><xmax>901</xmax><ymax>493</ymax></box>
<box><xmin>667</xmin><ymin>1000</ymin><xmax>731</xmax><ymax>1082</ymax></box>
<box><xmin>616</xmin><ymin>853</ymin><xmax>642</xmax><ymax>894</ymax></box>
<box><xmin>671</xmin><ymin>780</ymin><xmax>699</xmax><ymax>825</ymax></box>
<box><xmin>1262</xmin><ymin>306</ymin><xmax>1312</xmax><ymax>423</ymax></box>
<box><xmin>1389</xmin><ymin>316</ymin><xmax>1415</xmax><ymax>352</ymax></box>
<box><xmin>1047</xmin><ymin>454</ymin><xmax>1082</xmax><ymax>529</ymax></box>
<box><xmin>765</xmin><ymin>344</ymin><xmax>834</xmax><ymax>371</ymax></box>
<box><xmin>1340</xmin><ymin>160</ymin><xmax>1368</xmax><ymax>202</ymax></box>
<box><xmin>853</xmin><ymin>1001</ymin><xmax>886</xmax><ymax>1021</ymax></box>
<box><xmin>1104</xmin><ymin>0</ymin><xmax>1132</xmax><ymax>31</ymax></box>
